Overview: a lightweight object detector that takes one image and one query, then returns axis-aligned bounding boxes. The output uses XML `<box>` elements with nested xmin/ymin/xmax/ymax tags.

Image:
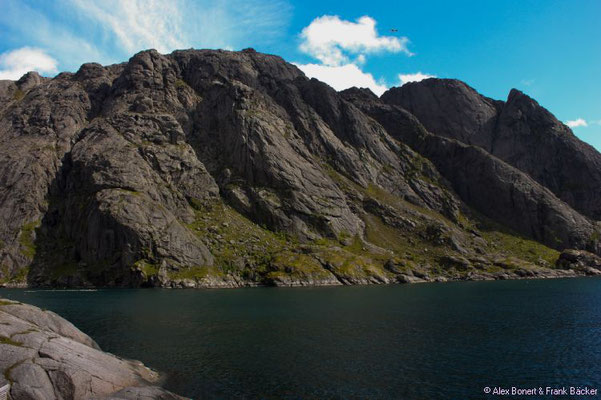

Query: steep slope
<box><xmin>0</xmin><ymin>49</ymin><xmax>599</xmax><ymax>288</ymax></box>
<box><xmin>382</xmin><ymin>79</ymin><xmax>601</xmax><ymax>221</ymax></box>
<box><xmin>343</xmin><ymin>88</ymin><xmax>599</xmax><ymax>253</ymax></box>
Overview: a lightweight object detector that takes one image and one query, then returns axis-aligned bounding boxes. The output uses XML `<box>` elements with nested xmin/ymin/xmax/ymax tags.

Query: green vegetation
<box><xmin>183</xmin><ymin>200</ymin><xmax>394</xmax><ymax>283</ymax></box>
<box><xmin>0</xmin><ymin>264</ymin><xmax>29</xmax><ymax>285</ymax></box>
<box><xmin>174</xmin><ymin>163</ymin><xmax>564</xmax><ymax>283</ymax></box>
<box><xmin>186</xmin><ymin>201</ymin><xmax>288</xmax><ymax>277</ymax></box>
<box><xmin>363</xmin><ymin>212</ymin><xmax>444</xmax><ymax>266</ymax></box>
<box><xmin>472</xmin><ymin>211</ymin><xmax>559</xmax><ymax>266</ymax></box>
<box><xmin>187</xmin><ymin>197</ymin><xmax>205</xmax><ymax>211</ymax></box>
<box><xmin>167</xmin><ymin>266</ymin><xmax>210</xmax><ymax>280</ymax></box>
<box><xmin>0</xmin><ymin>265</ymin><xmax>8</xmax><ymax>283</ymax></box>
<box><xmin>317</xmin><ymin>246</ymin><xmax>390</xmax><ymax>281</ymax></box>
<box><xmin>0</xmin><ymin>335</ymin><xmax>23</xmax><ymax>347</ymax></box>
<box><xmin>266</xmin><ymin>251</ymin><xmax>332</xmax><ymax>282</ymax></box>
<box><xmin>481</xmin><ymin>228</ymin><xmax>559</xmax><ymax>266</ymax></box>
<box><xmin>134</xmin><ymin>259</ymin><xmax>160</xmax><ymax>277</ymax></box>
<box><xmin>19</xmin><ymin>220</ymin><xmax>40</xmax><ymax>258</ymax></box>
<box><xmin>589</xmin><ymin>229</ymin><xmax>601</xmax><ymax>249</ymax></box>
<box><xmin>11</xmin><ymin>267</ymin><xmax>29</xmax><ymax>283</ymax></box>
<box><xmin>13</xmin><ymin>89</ymin><xmax>25</xmax><ymax>101</ymax></box>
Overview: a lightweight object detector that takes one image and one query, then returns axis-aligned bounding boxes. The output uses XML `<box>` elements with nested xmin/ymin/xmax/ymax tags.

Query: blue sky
<box><xmin>1</xmin><ymin>0</ymin><xmax>599</xmax><ymax>148</ymax></box>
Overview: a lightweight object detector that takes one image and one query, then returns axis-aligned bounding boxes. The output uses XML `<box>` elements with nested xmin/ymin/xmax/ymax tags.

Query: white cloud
<box><xmin>295</xmin><ymin>15</ymin><xmax>428</xmax><ymax>96</ymax></box>
<box><xmin>295</xmin><ymin>63</ymin><xmax>388</xmax><ymax>96</ymax></box>
<box><xmin>0</xmin><ymin>0</ymin><xmax>109</xmax><ymax>69</ymax></box>
<box><xmin>68</xmin><ymin>0</ymin><xmax>187</xmax><ymax>54</ymax></box>
<box><xmin>398</xmin><ymin>72</ymin><xmax>436</xmax><ymax>85</ymax></box>
<box><xmin>0</xmin><ymin>0</ymin><xmax>291</xmax><ymax>74</ymax></box>
<box><xmin>67</xmin><ymin>0</ymin><xmax>291</xmax><ymax>55</ymax></box>
<box><xmin>565</xmin><ymin>118</ymin><xmax>588</xmax><ymax>128</ymax></box>
<box><xmin>0</xmin><ymin>47</ymin><xmax>58</xmax><ymax>80</ymax></box>
<box><xmin>299</xmin><ymin>15</ymin><xmax>412</xmax><ymax>66</ymax></box>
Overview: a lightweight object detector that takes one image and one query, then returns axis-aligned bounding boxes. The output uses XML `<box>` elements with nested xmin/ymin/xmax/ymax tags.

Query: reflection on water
<box><xmin>3</xmin><ymin>278</ymin><xmax>601</xmax><ymax>399</ymax></box>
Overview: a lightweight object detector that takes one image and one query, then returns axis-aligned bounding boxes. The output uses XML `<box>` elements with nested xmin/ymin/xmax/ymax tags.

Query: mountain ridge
<box><xmin>0</xmin><ymin>48</ymin><xmax>599</xmax><ymax>288</ymax></box>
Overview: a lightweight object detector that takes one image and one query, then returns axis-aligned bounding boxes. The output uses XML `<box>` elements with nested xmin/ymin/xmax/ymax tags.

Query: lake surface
<box><xmin>2</xmin><ymin>278</ymin><xmax>601</xmax><ymax>399</ymax></box>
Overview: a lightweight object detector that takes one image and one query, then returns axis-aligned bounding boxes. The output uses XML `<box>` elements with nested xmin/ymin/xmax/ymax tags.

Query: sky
<box><xmin>0</xmin><ymin>0</ymin><xmax>599</xmax><ymax>148</ymax></box>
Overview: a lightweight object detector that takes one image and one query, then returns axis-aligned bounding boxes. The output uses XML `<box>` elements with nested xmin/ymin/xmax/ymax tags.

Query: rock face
<box><xmin>0</xmin><ymin>298</ymin><xmax>184</xmax><ymax>399</ymax></box>
<box><xmin>345</xmin><ymin>88</ymin><xmax>597</xmax><ymax>253</ymax></box>
<box><xmin>383</xmin><ymin>79</ymin><xmax>601</xmax><ymax>222</ymax></box>
<box><xmin>0</xmin><ymin>48</ymin><xmax>600</xmax><ymax>288</ymax></box>
<box><xmin>556</xmin><ymin>249</ymin><xmax>601</xmax><ymax>275</ymax></box>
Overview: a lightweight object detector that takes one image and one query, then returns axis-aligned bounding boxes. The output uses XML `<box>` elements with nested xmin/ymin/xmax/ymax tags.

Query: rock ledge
<box><xmin>0</xmin><ymin>298</ymin><xmax>185</xmax><ymax>399</ymax></box>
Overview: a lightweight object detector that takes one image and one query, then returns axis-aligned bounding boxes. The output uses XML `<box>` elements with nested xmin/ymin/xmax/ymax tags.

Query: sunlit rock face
<box><xmin>0</xmin><ymin>49</ymin><xmax>599</xmax><ymax>288</ymax></box>
<box><xmin>0</xmin><ymin>298</ymin><xmax>185</xmax><ymax>399</ymax></box>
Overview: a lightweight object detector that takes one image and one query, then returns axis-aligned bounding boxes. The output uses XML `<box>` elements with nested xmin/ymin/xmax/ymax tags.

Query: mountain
<box><xmin>0</xmin><ymin>48</ymin><xmax>599</xmax><ymax>288</ymax></box>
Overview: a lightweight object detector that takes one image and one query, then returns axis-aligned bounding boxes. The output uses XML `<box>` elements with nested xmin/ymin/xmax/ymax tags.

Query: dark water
<box><xmin>2</xmin><ymin>278</ymin><xmax>601</xmax><ymax>399</ymax></box>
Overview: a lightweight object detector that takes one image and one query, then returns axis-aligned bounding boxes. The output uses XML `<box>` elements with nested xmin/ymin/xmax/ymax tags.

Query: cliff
<box><xmin>0</xmin><ymin>48</ymin><xmax>599</xmax><ymax>288</ymax></box>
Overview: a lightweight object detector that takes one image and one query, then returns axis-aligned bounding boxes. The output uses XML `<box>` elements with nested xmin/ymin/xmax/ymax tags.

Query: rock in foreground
<box><xmin>0</xmin><ymin>298</ymin><xmax>185</xmax><ymax>399</ymax></box>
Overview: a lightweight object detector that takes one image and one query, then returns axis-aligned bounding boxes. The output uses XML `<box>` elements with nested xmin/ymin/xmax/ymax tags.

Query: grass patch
<box><xmin>318</xmin><ymin>247</ymin><xmax>389</xmax><ymax>281</ymax></box>
<box><xmin>267</xmin><ymin>252</ymin><xmax>332</xmax><ymax>281</ymax></box>
<box><xmin>363</xmin><ymin>213</ymin><xmax>438</xmax><ymax>263</ymax></box>
<box><xmin>476</xmin><ymin>214</ymin><xmax>559</xmax><ymax>266</ymax></box>
<box><xmin>186</xmin><ymin>201</ymin><xmax>289</xmax><ymax>276</ymax></box>
<box><xmin>482</xmin><ymin>229</ymin><xmax>559</xmax><ymax>266</ymax></box>
<box><xmin>168</xmin><ymin>266</ymin><xmax>210</xmax><ymax>281</ymax></box>
<box><xmin>11</xmin><ymin>266</ymin><xmax>29</xmax><ymax>283</ymax></box>
<box><xmin>134</xmin><ymin>259</ymin><xmax>160</xmax><ymax>277</ymax></box>
<box><xmin>0</xmin><ymin>335</ymin><xmax>23</xmax><ymax>347</ymax></box>
<box><xmin>1</xmin><ymin>265</ymin><xmax>29</xmax><ymax>284</ymax></box>
<box><xmin>19</xmin><ymin>220</ymin><xmax>40</xmax><ymax>258</ymax></box>
<box><xmin>187</xmin><ymin>197</ymin><xmax>205</xmax><ymax>211</ymax></box>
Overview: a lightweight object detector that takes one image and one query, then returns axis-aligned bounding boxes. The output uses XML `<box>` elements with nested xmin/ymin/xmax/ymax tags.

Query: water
<box><xmin>2</xmin><ymin>278</ymin><xmax>601</xmax><ymax>399</ymax></box>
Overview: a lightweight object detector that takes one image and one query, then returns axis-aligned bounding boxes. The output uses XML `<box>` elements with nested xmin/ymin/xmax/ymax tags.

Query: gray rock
<box><xmin>344</xmin><ymin>86</ymin><xmax>599</xmax><ymax>253</ymax></box>
<box><xmin>1</xmin><ymin>49</ymin><xmax>600</xmax><ymax>287</ymax></box>
<box><xmin>383</xmin><ymin>79</ymin><xmax>601</xmax><ymax>222</ymax></box>
<box><xmin>91</xmin><ymin>386</ymin><xmax>186</xmax><ymax>400</ymax></box>
<box><xmin>0</xmin><ymin>298</ymin><xmax>184</xmax><ymax>399</ymax></box>
<box><xmin>556</xmin><ymin>249</ymin><xmax>601</xmax><ymax>273</ymax></box>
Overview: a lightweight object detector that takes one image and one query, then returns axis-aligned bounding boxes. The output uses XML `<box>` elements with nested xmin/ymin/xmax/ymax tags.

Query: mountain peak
<box><xmin>0</xmin><ymin>48</ymin><xmax>599</xmax><ymax>288</ymax></box>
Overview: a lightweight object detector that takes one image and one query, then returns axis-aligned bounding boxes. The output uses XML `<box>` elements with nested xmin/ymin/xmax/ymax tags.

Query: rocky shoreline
<box><xmin>0</xmin><ymin>298</ymin><xmax>185</xmax><ymax>399</ymax></box>
<box><xmin>1</xmin><ymin>249</ymin><xmax>600</xmax><ymax>289</ymax></box>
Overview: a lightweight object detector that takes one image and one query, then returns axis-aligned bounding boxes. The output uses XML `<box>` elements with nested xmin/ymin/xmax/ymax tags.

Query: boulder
<box><xmin>0</xmin><ymin>298</ymin><xmax>185</xmax><ymax>399</ymax></box>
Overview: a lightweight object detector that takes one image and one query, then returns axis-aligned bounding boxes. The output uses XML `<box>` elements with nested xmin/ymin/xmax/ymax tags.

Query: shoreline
<box><xmin>1</xmin><ymin>267</ymin><xmax>598</xmax><ymax>290</ymax></box>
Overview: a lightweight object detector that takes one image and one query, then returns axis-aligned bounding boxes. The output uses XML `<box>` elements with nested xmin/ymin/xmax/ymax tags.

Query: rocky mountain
<box><xmin>0</xmin><ymin>48</ymin><xmax>599</xmax><ymax>288</ymax></box>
